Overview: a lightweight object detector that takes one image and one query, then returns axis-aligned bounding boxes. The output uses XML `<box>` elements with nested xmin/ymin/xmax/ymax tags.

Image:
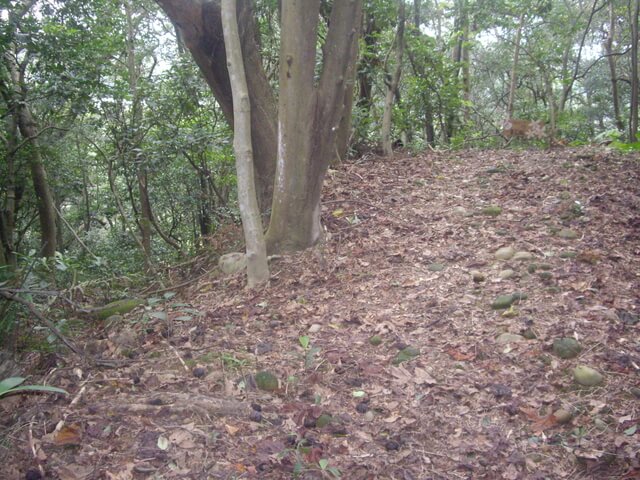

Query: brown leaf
<box><xmin>52</xmin><ymin>424</ymin><xmax>83</xmax><ymax>446</ymax></box>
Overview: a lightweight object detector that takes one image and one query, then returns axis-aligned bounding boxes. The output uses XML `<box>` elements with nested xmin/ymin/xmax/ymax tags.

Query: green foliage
<box><xmin>610</xmin><ymin>141</ymin><xmax>640</xmax><ymax>152</ymax></box>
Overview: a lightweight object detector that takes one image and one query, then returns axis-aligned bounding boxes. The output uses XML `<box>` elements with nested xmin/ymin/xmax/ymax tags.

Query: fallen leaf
<box><xmin>225</xmin><ymin>423</ymin><xmax>240</xmax><ymax>436</ymax></box>
<box><xmin>51</xmin><ymin>424</ymin><xmax>82</xmax><ymax>446</ymax></box>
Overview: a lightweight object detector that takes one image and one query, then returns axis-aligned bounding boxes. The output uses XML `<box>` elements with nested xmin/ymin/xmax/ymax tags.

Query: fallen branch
<box><xmin>92</xmin><ymin>393</ymin><xmax>251</xmax><ymax>418</ymax></box>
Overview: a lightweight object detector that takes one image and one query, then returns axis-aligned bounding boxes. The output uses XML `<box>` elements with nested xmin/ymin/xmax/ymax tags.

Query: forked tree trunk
<box><xmin>221</xmin><ymin>0</ymin><xmax>269</xmax><ymax>287</ymax></box>
<box><xmin>264</xmin><ymin>0</ymin><xmax>362</xmax><ymax>254</ymax></box>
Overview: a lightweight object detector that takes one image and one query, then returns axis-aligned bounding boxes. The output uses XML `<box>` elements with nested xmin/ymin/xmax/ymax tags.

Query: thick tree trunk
<box><xmin>221</xmin><ymin>0</ymin><xmax>269</xmax><ymax>287</ymax></box>
<box><xmin>382</xmin><ymin>0</ymin><xmax>405</xmax><ymax>156</ymax></box>
<box><xmin>265</xmin><ymin>0</ymin><xmax>362</xmax><ymax>254</ymax></box>
<box><xmin>156</xmin><ymin>0</ymin><xmax>277</xmax><ymax>212</ymax></box>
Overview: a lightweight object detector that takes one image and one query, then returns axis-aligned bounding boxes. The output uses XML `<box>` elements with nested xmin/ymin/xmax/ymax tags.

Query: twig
<box><xmin>323</xmin><ymin>199</ymin><xmax>382</xmax><ymax>210</ymax></box>
<box><xmin>52</xmin><ymin>204</ymin><xmax>101</xmax><ymax>262</ymax></box>
<box><xmin>167</xmin><ymin>342</ymin><xmax>190</xmax><ymax>372</ymax></box>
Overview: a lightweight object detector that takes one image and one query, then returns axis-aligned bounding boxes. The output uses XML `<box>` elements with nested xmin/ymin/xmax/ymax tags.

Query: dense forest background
<box><xmin>1</xmin><ymin>0</ymin><xmax>639</xmax><ymax>343</ymax></box>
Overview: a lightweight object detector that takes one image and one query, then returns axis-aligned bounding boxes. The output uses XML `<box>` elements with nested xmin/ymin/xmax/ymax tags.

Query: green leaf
<box><xmin>624</xmin><ymin>425</ymin><xmax>637</xmax><ymax>436</ymax></box>
<box><xmin>149</xmin><ymin>311</ymin><xmax>168</xmax><ymax>320</ymax></box>
<box><xmin>9</xmin><ymin>385</ymin><xmax>68</xmax><ymax>395</ymax></box>
<box><xmin>0</xmin><ymin>377</ymin><xmax>26</xmax><ymax>395</ymax></box>
<box><xmin>352</xmin><ymin>390</ymin><xmax>366</xmax><ymax>398</ymax></box>
<box><xmin>299</xmin><ymin>335</ymin><xmax>310</xmax><ymax>349</ymax></box>
<box><xmin>318</xmin><ymin>459</ymin><xmax>329</xmax><ymax>470</ymax></box>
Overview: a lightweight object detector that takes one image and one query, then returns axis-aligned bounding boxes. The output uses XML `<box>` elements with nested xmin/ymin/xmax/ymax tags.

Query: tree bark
<box><xmin>629</xmin><ymin>0</ymin><xmax>639</xmax><ymax>142</ymax></box>
<box><xmin>507</xmin><ymin>13</ymin><xmax>525</xmax><ymax>119</ymax></box>
<box><xmin>605</xmin><ymin>1</ymin><xmax>625</xmax><ymax>132</ymax></box>
<box><xmin>221</xmin><ymin>0</ymin><xmax>269</xmax><ymax>287</ymax></box>
<box><xmin>155</xmin><ymin>0</ymin><xmax>277</xmax><ymax>212</ymax></box>
<box><xmin>382</xmin><ymin>0</ymin><xmax>405</xmax><ymax>156</ymax></box>
<box><xmin>264</xmin><ymin>0</ymin><xmax>362</xmax><ymax>254</ymax></box>
<box><xmin>3</xmin><ymin>51</ymin><xmax>57</xmax><ymax>258</ymax></box>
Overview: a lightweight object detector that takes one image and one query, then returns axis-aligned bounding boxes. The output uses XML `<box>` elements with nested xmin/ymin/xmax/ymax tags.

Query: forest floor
<box><xmin>2</xmin><ymin>146</ymin><xmax>640</xmax><ymax>480</ymax></box>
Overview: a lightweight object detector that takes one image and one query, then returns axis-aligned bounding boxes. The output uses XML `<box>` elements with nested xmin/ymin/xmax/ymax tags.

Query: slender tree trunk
<box><xmin>0</xmin><ymin>112</ymin><xmax>19</xmax><ymax>268</ymax></box>
<box><xmin>382</xmin><ymin>0</ymin><xmax>405</xmax><ymax>156</ymax></box>
<box><xmin>136</xmin><ymin>170</ymin><xmax>153</xmax><ymax>259</ymax></box>
<box><xmin>334</xmin><ymin>8</ymin><xmax>362</xmax><ymax>165</ymax></box>
<box><xmin>3</xmin><ymin>52</ymin><xmax>57</xmax><ymax>258</ymax></box>
<box><xmin>559</xmin><ymin>0</ymin><xmax>606</xmax><ymax>113</ymax></box>
<box><xmin>507</xmin><ymin>13</ymin><xmax>525</xmax><ymax>119</ymax></box>
<box><xmin>357</xmin><ymin>12</ymin><xmax>378</xmax><ymax>112</ymax></box>
<box><xmin>460</xmin><ymin>7</ymin><xmax>471</xmax><ymax>123</ymax></box>
<box><xmin>606</xmin><ymin>2</ymin><xmax>625</xmax><ymax>132</ymax></box>
<box><xmin>629</xmin><ymin>0</ymin><xmax>639</xmax><ymax>141</ymax></box>
<box><xmin>221</xmin><ymin>0</ymin><xmax>269</xmax><ymax>287</ymax></box>
<box><xmin>125</xmin><ymin>0</ymin><xmax>155</xmax><ymax>268</ymax></box>
<box><xmin>413</xmin><ymin>0</ymin><xmax>421</xmax><ymax>27</ymax></box>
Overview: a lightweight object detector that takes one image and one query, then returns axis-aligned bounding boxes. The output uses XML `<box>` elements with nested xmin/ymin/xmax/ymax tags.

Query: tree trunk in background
<box><xmin>559</xmin><ymin>0</ymin><xmax>606</xmax><ymax>114</ymax></box>
<box><xmin>156</xmin><ymin>0</ymin><xmax>277</xmax><ymax>213</ymax></box>
<box><xmin>334</xmin><ymin>10</ymin><xmax>361</xmax><ymax>166</ymax></box>
<box><xmin>605</xmin><ymin>2</ymin><xmax>625</xmax><ymax>133</ymax></box>
<box><xmin>125</xmin><ymin>1</ymin><xmax>152</xmax><ymax>269</ymax></box>
<box><xmin>382</xmin><ymin>0</ymin><xmax>405</xmax><ymax>156</ymax></box>
<box><xmin>357</xmin><ymin>11</ymin><xmax>379</xmax><ymax>112</ymax></box>
<box><xmin>0</xmin><ymin>112</ymin><xmax>19</xmax><ymax>268</ymax></box>
<box><xmin>507</xmin><ymin>13</ymin><xmax>525</xmax><ymax>119</ymax></box>
<box><xmin>265</xmin><ymin>0</ymin><xmax>362</xmax><ymax>254</ymax></box>
<box><xmin>221</xmin><ymin>0</ymin><xmax>269</xmax><ymax>287</ymax></box>
<box><xmin>3</xmin><ymin>52</ymin><xmax>57</xmax><ymax>258</ymax></box>
<box><xmin>629</xmin><ymin>0</ymin><xmax>639</xmax><ymax>142</ymax></box>
<box><xmin>460</xmin><ymin>5</ymin><xmax>471</xmax><ymax>124</ymax></box>
<box><xmin>413</xmin><ymin>0</ymin><xmax>421</xmax><ymax>27</ymax></box>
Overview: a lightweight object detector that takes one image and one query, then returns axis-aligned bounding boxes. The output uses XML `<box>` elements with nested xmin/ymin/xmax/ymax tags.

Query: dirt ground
<box><xmin>2</xmin><ymin>146</ymin><xmax>639</xmax><ymax>480</ymax></box>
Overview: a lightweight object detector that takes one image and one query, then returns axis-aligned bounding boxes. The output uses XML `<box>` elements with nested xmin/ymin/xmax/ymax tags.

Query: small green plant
<box><xmin>0</xmin><ymin>377</ymin><xmax>67</xmax><ymax>398</ymax></box>
<box><xmin>318</xmin><ymin>458</ymin><xmax>341</xmax><ymax>478</ymax></box>
<box><xmin>298</xmin><ymin>335</ymin><xmax>320</xmax><ymax>369</ymax></box>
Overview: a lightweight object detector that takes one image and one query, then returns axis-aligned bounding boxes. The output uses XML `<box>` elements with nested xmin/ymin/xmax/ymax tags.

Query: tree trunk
<box><xmin>507</xmin><ymin>13</ymin><xmax>525</xmax><ymax>119</ymax></box>
<box><xmin>559</xmin><ymin>0</ymin><xmax>606</xmax><ymax>114</ymax></box>
<box><xmin>221</xmin><ymin>0</ymin><xmax>269</xmax><ymax>287</ymax></box>
<box><xmin>125</xmin><ymin>0</ymin><xmax>153</xmax><ymax>269</ymax></box>
<box><xmin>605</xmin><ymin>2</ymin><xmax>625</xmax><ymax>132</ymax></box>
<box><xmin>333</xmin><ymin>8</ymin><xmax>361</xmax><ymax>166</ymax></box>
<box><xmin>382</xmin><ymin>0</ymin><xmax>405</xmax><ymax>156</ymax></box>
<box><xmin>156</xmin><ymin>0</ymin><xmax>277</xmax><ymax>212</ymax></box>
<box><xmin>357</xmin><ymin>11</ymin><xmax>378</xmax><ymax>112</ymax></box>
<box><xmin>3</xmin><ymin>52</ymin><xmax>57</xmax><ymax>258</ymax></box>
<box><xmin>629</xmin><ymin>0</ymin><xmax>639</xmax><ymax>142</ymax></box>
<box><xmin>265</xmin><ymin>0</ymin><xmax>362</xmax><ymax>254</ymax></box>
<box><xmin>0</xmin><ymin>112</ymin><xmax>19</xmax><ymax>268</ymax></box>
